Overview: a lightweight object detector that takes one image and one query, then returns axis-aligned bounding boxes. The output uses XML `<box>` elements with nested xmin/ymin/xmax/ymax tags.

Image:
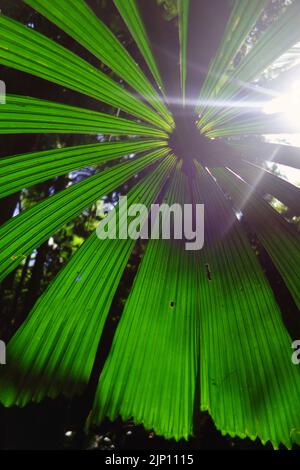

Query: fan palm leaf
<box><xmin>0</xmin><ymin>0</ymin><xmax>300</xmax><ymax>449</ymax></box>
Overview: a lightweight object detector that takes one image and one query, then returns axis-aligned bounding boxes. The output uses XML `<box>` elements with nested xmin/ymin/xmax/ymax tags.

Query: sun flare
<box><xmin>263</xmin><ymin>80</ymin><xmax>300</xmax><ymax>124</ymax></box>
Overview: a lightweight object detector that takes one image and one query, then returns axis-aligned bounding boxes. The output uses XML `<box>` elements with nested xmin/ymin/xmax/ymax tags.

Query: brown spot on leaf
<box><xmin>205</xmin><ymin>263</ymin><xmax>212</xmax><ymax>281</ymax></box>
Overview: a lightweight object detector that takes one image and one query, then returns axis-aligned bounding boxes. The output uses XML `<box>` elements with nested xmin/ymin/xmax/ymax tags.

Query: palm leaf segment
<box><xmin>0</xmin><ymin>0</ymin><xmax>300</xmax><ymax>449</ymax></box>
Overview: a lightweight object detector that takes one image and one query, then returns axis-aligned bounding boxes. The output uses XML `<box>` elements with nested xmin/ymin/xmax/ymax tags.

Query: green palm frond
<box><xmin>0</xmin><ymin>147</ymin><xmax>169</xmax><ymax>280</ymax></box>
<box><xmin>178</xmin><ymin>0</ymin><xmax>189</xmax><ymax>104</ymax></box>
<box><xmin>113</xmin><ymin>0</ymin><xmax>166</xmax><ymax>94</ymax></box>
<box><xmin>1</xmin><ymin>0</ymin><xmax>300</xmax><ymax>449</ymax></box>
<box><xmin>0</xmin><ymin>95</ymin><xmax>168</xmax><ymax>137</ymax></box>
<box><xmin>198</xmin><ymin>0</ymin><xmax>300</xmax><ymax>131</ymax></box>
<box><xmin>0</xmin><ymin>14</ymin><xmax>171</xmax><ymax>130</ymax></box>
<box><xmin>213</xmin><ymin>167</ymin><xmax>300</xmax><ymax>310</ymax></box>
<box><xmin>0</xmin><ymin>155</ymin><xmax>176</xmax><ymax>406</ymax></box>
